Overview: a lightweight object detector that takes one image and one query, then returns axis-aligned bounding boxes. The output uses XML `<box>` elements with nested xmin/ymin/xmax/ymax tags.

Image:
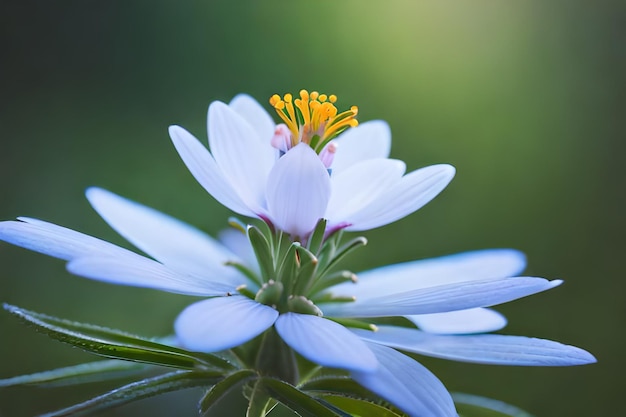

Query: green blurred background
<box><xmin>1</xmin><ymin>1</ymin><xmax>623</xmax><ymax>416</ymax></box>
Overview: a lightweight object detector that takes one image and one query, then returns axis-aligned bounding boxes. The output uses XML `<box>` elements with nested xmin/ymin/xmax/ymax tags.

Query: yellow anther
<box><xmin>269</xmin><ymin>89</ymin><xmax>358</xmax><ymax>153</ymax></box>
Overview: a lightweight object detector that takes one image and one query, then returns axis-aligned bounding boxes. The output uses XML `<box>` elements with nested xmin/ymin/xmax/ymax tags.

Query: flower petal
<box><xmin>406</xmin><ymin>308</ymin><xmax>507</xmax><ymax>335</ymax></box>
<box><xmin>266</xmin><ymin>143</ymin><xmax>331</xmax><ymax>237</ymax></box>
<box><xmin>86</xmin><ymin>187</ymin><xmax>247</xmax><ymax>287</ymax></box>
<box><xmin>229</xmin><ymin>94</ymin><xmax>276</xmax><ymax>144</ymax></box>
<box><xmin>218</xmin><ymin>228</ymin><xmax>260</xmax><ymax>276</ymax></box>
<box><xmin>355</xmin><ymin>326</ymin><xmax>597</xmax><ymax>366</ymax></box>
<box><xmin>351</xmin><ymin>342</ymin><xmax>457</xmax><ymax>417</ymax></box>
<box><xmin>169</xmin><ymin>125</ymin><xmax>254</xmax><ymax>216</ymax></box>
<box><xmin>331</xmin><ymin>121</ymin><xmax>391</xmax><ymax>174</ymax></box>
<box><xmin>67</xmin><ymin>256</ymin><xmax>232</xmax><ymax>296</ymax></box>
<box><xmin>345</xmin><ymin>164</ymin><xmax>455</xmax><ymax>231</ymax></box>
<box><xmin>175</xmin><ymin>296</ymin><xmax>278</xmax><ymax>352</ymax></box>
<box><xmin>326</xmin><ymin>158</ymin><xmax>406</xmax><ymax>224</ymax></box>
<box><xmin>0</xmin><ymin>218</ymin><xmax>133</xmax><ymax>261</ymax></box>
<box><xmin>322</xmin><ymin>277</ymin><xmax>562</xmax><ymax>317</ymax></box>
<box><xmin>208</xmin><ymin>101</ymin><xmax>275</xmax><ymax>212</ymax></box>
<box><xmin>274</xmin><ymin>313</ymin><xmax>377</xmax><ymax>372</ymax></box>
<box><xmin>330</xmin><ymin>249</ymin><xmax>527</xmax><ymax>300</ymax></box>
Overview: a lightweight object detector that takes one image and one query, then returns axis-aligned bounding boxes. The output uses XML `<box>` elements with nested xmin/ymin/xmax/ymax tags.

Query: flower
<box><xmin>169</xmin><ymin>91</ymin><xmax>455</xmax><ymax>239</ymax></box>
<box><xmin>0</xmin><ymin>188</ymin><xmax>596</xmax><ymax>417</ymax></box>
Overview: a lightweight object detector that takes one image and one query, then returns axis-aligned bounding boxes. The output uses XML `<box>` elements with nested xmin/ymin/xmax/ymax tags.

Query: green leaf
<box><xmin>245</xmin><ymin>379</ymin><xmax>272</xmax><ymax>417</ymax></box>
<box><xmin>453</xmin><ymin>393</ymin><xmax>536</xmax><ymax>417</ymax></box>
<box><xmin>320</xmin><ymin>395</ymin><xmax>404</xmax><ymax>417</ymax></box>
<box><xmin>300</xmin><ymin>375</ymin><xmax>381</xmax><ymax>403</ymax></box>
<box><xmin>318</xmin><ymin>236</ymin><xmax>367</xmax><ymax>279</ymax></box>
<box><xmin>248</xmin><ymin>225</ymin><xmax>275</xmax><ymax>281</ymax></box>
<box><xmin>40</xmin><ymin>370</ymin><xmax>222</xmax><ymax>417</ymax></box>
<box><xmin>199</xmin><ymin>369</ymin><xmax>256</xmax><ymax>415</ymax></box>
<box><xmin>259</xmin><ymin>377</ymin><xmax>350</xmax><ymax>417</ymax></box>
<box><xmin>0</xmin><ymin>360</ymin><xmax>147</xmax><ymax>388</ymax></box>
<box><xmin>3</xmin><ymin>303</ymin><xmax>233</xmax><ymax>371</ymax></box>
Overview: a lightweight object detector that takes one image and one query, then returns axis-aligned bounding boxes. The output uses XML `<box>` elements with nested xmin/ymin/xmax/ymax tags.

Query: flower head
<box><xmin>169</xmin><ymin>92</ymin><xmax>455</xmax><ymax>240</ymax></box>
<box><xmin>0</xmin><ymin>188</ymin><xmax>596</xmax><ymax>416</ymax></box>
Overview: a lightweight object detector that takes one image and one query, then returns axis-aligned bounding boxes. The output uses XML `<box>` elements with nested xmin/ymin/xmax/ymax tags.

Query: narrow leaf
<box><xmin>4</xmin><ymin>303</ymin><xmax>232</xmax><ymax>371</ymax></box>
<box><xmin>199</xmin><ymin>369</ymin><xmax>256</xmax><ymax>415</ymax></box>
<box><xmin>0</xmin><ymin>360</ymin><xmax>146</xmax><ymax>388</ymax></box>
<box><xmin>300</xmin><ymin>376</ymin><xmax>382</xmax><ymax>403</ymax></box>
<box><xmin>321</xmin><ymin>395</ymin><xmax>404</xmax><ymax>417</ymax></box>
<box><xmin>40</xmin><ymin>370</ymin><xmax>222</xmax><ymax>417</ymax></box>
<box><xmin>259</xmin><ymin>377</ymin><xmax>350</xmax><ymax>417</ymax></box>
<box><xmin>246</xmin><ymin>379</ymin><xmax>272</xmax><ymax>417</ymax></box>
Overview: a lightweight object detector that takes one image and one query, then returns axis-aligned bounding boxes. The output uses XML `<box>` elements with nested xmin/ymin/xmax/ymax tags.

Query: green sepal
<box><xmin>226</xmin><ymin>261</ymin><xmax>263</xmax><ymax>288</ymax></box>
<box><xmin>319</xmin><ymin>395</ymin><xmax>405</xmax><ymax>417</ymax></box>
<box><xmin>293</xmin><ymin>245</ymin><xmax>319</xmax><ymax>295</ymax></box>
<box><xmin>318</xmin><ymin>236</ymin><xmax>367</xmax><ymax>278</ymax></box>
<box><xmin>276</xmin><ymin>242</ymin><xmax>299</xmax><ymax>293</ymax></box>
<box><xmin>306</xmin><ymin>218</ymin><xmax>327</xmax><ymax>254</ymax></box>
<box><xmin>0</xmin><ymin>359</ymin><xmax>147</xmax><ymax>388</ymax></box>
<box><xmin>3</xmin><ymin>303</ymin><xmax>233</xmax><ymax>371</ymax></box>
<box><xmin>248</xmin><ymin>225</ymin><xmax>275</xmax><ymax>282</ymax></box>
<box><xmin>255</xmin><ymin>280</ymin><xmax>284</xmax><ymax>307</ymax></box>
<box><xmin>199</xmin><ymin>369</ymin><xmax>257</xmax><ymax>415</ymax></box>
<box><xmin>259</xmin><ymin>377</ymin><xmax>351</xmax><ymax>417</ymax></box>
<box><xmin>309</xmin><ymin>270</ymin><xmax>357</xmax><ymax>297</ymax></box>
<box><xmin>40</xmin><ymin>370</ymin><xmax>222</xmax><ymax>417</ymax></box>
<box><xmin>453</xmin><ymin>393</ymin><xmax>536</xmax><ymax>417</ymax></box>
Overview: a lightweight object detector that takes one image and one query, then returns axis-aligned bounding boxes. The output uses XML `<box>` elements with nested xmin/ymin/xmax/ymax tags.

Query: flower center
<box><xmin>269</xmin><ymin>90</ymin><xmax>359</xmax><ymax>155</ymax></box>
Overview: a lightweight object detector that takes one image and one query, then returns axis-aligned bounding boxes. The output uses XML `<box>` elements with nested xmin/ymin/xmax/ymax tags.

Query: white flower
<box><xmin>169</xmin><ymin>91</ymin><xmax>455</xmax><ymax>239</ymax></box>
<box><xmin>0</xmin><ymin>188</ymin><xmax>596</xmax><ymax>417</ymax></box>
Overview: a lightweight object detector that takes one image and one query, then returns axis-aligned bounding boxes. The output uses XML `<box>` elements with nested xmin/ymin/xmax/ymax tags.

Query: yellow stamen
<box><xmin>269</xmin><ymin>89</ymin><xmax>359</xmax><ymax>153</ymax></box>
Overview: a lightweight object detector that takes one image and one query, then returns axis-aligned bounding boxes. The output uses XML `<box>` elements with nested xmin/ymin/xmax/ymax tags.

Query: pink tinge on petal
<box><xmin>319</xmin><ymin>141</ymin><xmax>338</xmax><ymax>169</ymax></box>
<box><xmin>271</xmin><ymin>124</ymin><xmax>293</xmax><ymax>153</ymax></box>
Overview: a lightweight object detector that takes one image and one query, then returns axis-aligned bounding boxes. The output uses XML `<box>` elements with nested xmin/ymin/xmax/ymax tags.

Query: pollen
<box><xmin>269</xmin><ymin>90</ymin><xmax>358</xmax><ymax>153</ymax></box>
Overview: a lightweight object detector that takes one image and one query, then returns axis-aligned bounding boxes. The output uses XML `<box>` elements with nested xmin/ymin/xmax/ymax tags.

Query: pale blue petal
<box><xmin>345</xmin><ymin>164</ymin><xmax>455</xmax><ymax>231</ymax></box>
<box><xmin>355</xmin><ymin>326</ymin><xmax>597</xmax><ymax>366</ymax></box>
<box><xmin>208</xmin><ymin>101</ymin><xmax>274</xmax><ymax>212</ymax></box>
<box><xmin>275</xmin><ymin>313</ymin><xmax>377</xmax><ymax>372</ymax></box>
<box><xmin>352</xmin><ymin>342</ymin><xmax>457</xmax><ymax>417</ymax></box>
<box><xmin>169</xmin><ymin>125</ymin><xmax>254</xmax><ymax>216</ymax></box>
<box><xmin>406</xmin><ymin>308</ymin><xmax>507</xmax><ymax>334</ymax></box>
<box><xmin>0</xmin><ymin>218</ymin><xmax>134</xmax><ymax>261</ymax></box>
<box><xmin>266</xmin><ymin>144</ymin><xmax>331</xmax><ymax>238</ymax></box>
<box><xmin>229</xmin><ymin>94</ymin><xmax>276</xmax><ymax>145</ymax></box>
<box><xmin>86</xmin><ymin>187</ymin><xmax>248</xmax><ymax>287</ymax></box>
<box><xmin>322</xmin><ymin>277</ymin><xmax>561</xmax><ymax>317</ymax></box>
<box><xmin>218</xmin><ymin>228</ymin><xmax>260</xmax><ymax>276</ymax></box>
<box><xmin>331</xmin><ymin>121</ymin><xmax>391</xmax><ymax>174</ymax></box>
<box><xmin>329</xmin><ymin>249</ymin><xmax>527</xmax><ymax>300</ymax></box>
<box><xmin>326</xmin><ymin>158</ymin><xmax>405</xmax><ymax>224</ymax></box>
<box><xmin>67</xmin><ymin>256</ymin><xmax>232</xmax><ymax>296</ymax></box>
<box><xmin>175</xmin><ymin>296</ymin><xmax>278</xmax><ymax>352</ymax></box>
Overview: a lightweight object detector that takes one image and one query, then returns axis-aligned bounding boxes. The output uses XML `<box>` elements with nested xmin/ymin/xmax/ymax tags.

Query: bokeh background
<box><xmin>1</xmin><ymin>1</ymin><xmax>623</xmax><ymax>416</ymax></box>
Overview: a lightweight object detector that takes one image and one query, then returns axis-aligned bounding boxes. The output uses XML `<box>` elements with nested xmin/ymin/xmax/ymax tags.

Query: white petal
<box><xmin>175</xmin><ymin>296</ymin><xmax>278</xmax><ymax>352</ymax></box>
<box><xmin>86</xmin><ymin>188</ymin><xmax>247</xmax><ymax>286</ymax></box>
<box><xmin>330</xmin><ymin>249</ymin><xmax>527</xmax><ymax>300</ymax></box>
<box><xmin>0</xmin><ymin>218</ymin><xmax>133</xmax><ymax>261</ymax></box>
<box><xmin>355</xmin><ymin>326</ymin><xmax>597</xmax><ymax>366</ymax></box>
<box><xmin>331</xmin><ymin>121</ymin><xmax>391</xmax><ymax>174</ymax></box>
<box><xmin>352</xmin><ymin>342</ymin><xmax>457</xmax><ymax>417</ymax></box>
<box><xmin>275</xmin><ymin>313</ymin><xmax>377</xmax><ymax>372</ymax></box>
<box><xmin>407</xmin><ymin>308</ymin><xmax>507</xmax><ymax>335</ymax></box>
<box><xmin>67</xmin><ymin>256</ymin><xmax>231</xmax><ymax>296</ymax></box>
<box><xmin>326</xmin><ymin>158</ymin><xmax>405</xmax><ymax>224</ymax></box>
<box><xmin>266</xmin><ymin>144</ymin><xmax>331</xmax><ymax>237</ymax></box>
<box><xmin>345</xmin><ymin>164</ymin><xmax>455</xmax><ymax>231</ymax></box>
<box><xmin>322</xmin><ymin>277</ymin><xmax>562</xmax><ymax>317</ymax></box>
<box><xmin>229</xmin><ymin>94</ymin><xmax>276</xmax><ymax>144</ymax></box>
<box><xmin>208</xmin><ymin>101</ymin><xmax>275</xmax><ymax>212</ymax></box>
<box><xmin>169</xmin><ymin>125</ymin><xmax>254</xmax><ymax>216</ymax></box>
